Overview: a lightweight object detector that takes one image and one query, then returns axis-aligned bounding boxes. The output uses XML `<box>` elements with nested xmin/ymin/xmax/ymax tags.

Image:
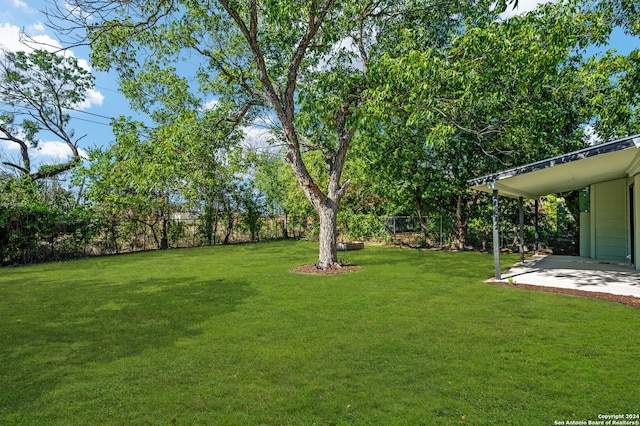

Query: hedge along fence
<box><xmin>0</xmin><ymin>207</ymin><xmax>396</xmax><ymax>266</ymax></box>
<box><xmin>0</xmin><ymin>205</ymin><xmax>109</xmax><ymax>266</ymax></box>
<box><xmin>0</xmin><ymin>205</ymin><xmax>317</xmax><ymax>266</ymax></box>
<box><xmin>0</xmin><ymin>211</ymin><xmax>481</xmax><ymax>266</ymax></box>
<box><xmin>1</xmin><ymin>206</ymin><xmax>574</xmax><ymax>266</ymax></box>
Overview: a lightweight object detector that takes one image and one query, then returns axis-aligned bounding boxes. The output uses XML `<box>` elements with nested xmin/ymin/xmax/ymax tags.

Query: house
<box><xmin>468</xmin><ymin>134</ymin><xmax>640</xmax><ymax>278</ymax></box>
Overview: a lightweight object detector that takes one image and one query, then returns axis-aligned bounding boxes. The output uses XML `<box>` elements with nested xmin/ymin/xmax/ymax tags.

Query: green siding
<box><xmin>579</xmin><ymin>212</ymin><xmax>591</xmax><ymax>257</ymax></box>
<box><xmin>591</xmin><ymin>179</ymin><xmax>628</xmax><ymax>262</ymax></box>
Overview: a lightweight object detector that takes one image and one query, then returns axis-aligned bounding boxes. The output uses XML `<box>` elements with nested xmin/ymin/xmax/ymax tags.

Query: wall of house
<box><xmin>590</xmin><ymin>178</ymin><xmax>629</xmax><ymax>262</ymax></box>
<box><xmin>579</xmin><ymin>212</ymin><xmax>591</xmax><ymax>257</ymax></box>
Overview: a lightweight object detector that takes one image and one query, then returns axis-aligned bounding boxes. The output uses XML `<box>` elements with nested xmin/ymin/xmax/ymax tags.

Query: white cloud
<box><xmin>0</xmin><ymin>23</ymin><xmax>65</xmax><ymax>54</ymax></box>
<box><xmin>2</xmin><ymin>139</ymin><xmax>87</xmax><ymax>161</ymax></box>
<box><xmin>499</xmin><ymin>0</ymin><xmax>556</xmax><ymax>20</ymax></box>
<box><xmin>0</xmin><ymin>22</ymin><xmax>91</xmax><ymax>70</ymax></box>
<box><xmin>75</xmin><ymin>88</ymin><xmax>105</xmax><ymax>109</ymax></box>
<box><xmin>583</xmin><ymin>125</ymin><xmax>602</xmax><ymax>146</ymax></box>
<box><xmin>1</xmin><ymin>139</ymin><xmax>18</xmax><ymax>153</ymax></box>
<box><xmin>242</xmin><ymin>116</ymin><xmax>278</xmax><ymax>150</ymax></box>
<box><xmin>0</xmin><ymin>22</ymin><xmax>102</xmax><ymax>109</ymax></box>
<box><xmin>33</xmin><ymin>141</ymin><xmax>88</xmax><ymax>160</ymax></box>
<box><xmin>0</xmin><ymin>22</ymin><xmax>29</xmax><ymax>52</ymax></box>
<box><xmin>28</xmin><ymin>22</ymin><xmax>45</xmax><ymax>32</ymax></box>
<box><xmin>11</xmin><ymin>0</ymin><xmax>27</xmax><ymax>9</ymax></box>
<box><xmin>63</xmin><ymin>0</ymin><xmax>93</xmax><ymax>23</ymax></box>
<box><xmin>317</xmin><ymin>36</ymin><xmax>364</xmax><ymax>72</ymax></box>
<box><xmin>242</xmin><ymin>125</ymin><xmax>273</xmax><ymax>149</ymax></box>
<box><xmin>28</xmin><ymin>32</ymin><xmax>65</xmax><ymax>52</ymax></box>
<box><xmin>202</xmin><ymin>98</ymin><xmax>219</xmax><ymax>110</ymax></box>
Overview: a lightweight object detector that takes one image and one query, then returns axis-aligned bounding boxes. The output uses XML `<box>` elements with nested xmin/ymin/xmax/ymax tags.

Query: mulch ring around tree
<box><xmin>489</xmin><ymin>280</ymin><xmax>640</xmax><ymax>309</ymax></box>
<box><xmin>290</xmin><ymin>263</ymin><xmax>362</xmax><ymax>275</ymax></box>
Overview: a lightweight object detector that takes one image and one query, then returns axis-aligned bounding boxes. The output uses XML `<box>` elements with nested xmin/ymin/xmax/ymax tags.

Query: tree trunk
<box><xmin>415</xmin><ymin>190</ymin><xmax>430</xmax><ymax>245</ymax></box>
<box><xmin>148</xmin><ymin>221</ymin><xmax>160</xmax><ymax>249</ymax></box>
<box><xmin>454</xmin><ymin>193</ymin><xmax>466</xmax><ymax>250</ymax></box>
<box><xmin>284</xmin><ymin>142</ymin><xmax>349</xmax><ymax>269</ymax></box>
<box><xmin>160</xmin><ymin>215</ymin><xmax>169</xmax><ymax>250</ymax></box>
<box><xmin>282</xmin><ymin>214</ymin><xmax>289</xmax><ymax>239</ymax></box>
<box><xmin>317</xmin><ymin>200</ymin><xmax>339</xmax><ymax>269</ymax></box>
<box><xmin>212</xmin><ymin>212</ymin><xmax>219</xmax><ymax>245</ymax></box>
<box><xmin>223</xmin><ymin>214</ymin><xmax>234</xmax><ymax>244</ymax></box>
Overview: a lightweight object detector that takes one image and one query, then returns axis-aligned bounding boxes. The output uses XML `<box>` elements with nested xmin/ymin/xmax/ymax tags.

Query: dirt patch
<box><xmin>489</xmin><ymin>280</ymin><xmax>640</xmax><ymax>309</ymax></box>
<box><xmin>290</xmin><ymin>263</ymin><xmax>362</xmax><ymax>275</ymax></box>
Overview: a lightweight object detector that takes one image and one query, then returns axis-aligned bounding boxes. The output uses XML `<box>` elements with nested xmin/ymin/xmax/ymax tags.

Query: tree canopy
<box><xmin>45</xmin><ymin>0</ymin><xmax>523</xmax><ymax>268</ymax></box>
<box><xmin>0</xmin><ymin>49</ymin><xmax>94</xmax><ymax>181</ymax></box>
<box><xmin>8</xmin><ymin>0</ymin><xmax>631</xmax><ymax>265</ymax></box>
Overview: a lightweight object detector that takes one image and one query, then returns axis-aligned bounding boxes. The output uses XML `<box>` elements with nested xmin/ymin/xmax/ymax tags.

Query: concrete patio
<box><xmin>496</xmin><ymin>255</ymin><xmax>640</xmax><ymax>298</ymax></box>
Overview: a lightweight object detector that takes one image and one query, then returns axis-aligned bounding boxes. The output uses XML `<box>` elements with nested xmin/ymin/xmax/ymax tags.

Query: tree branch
<box><xmin>285</xmin><ymin>0</ymin><xmax>338</xmax><ymax>122</ymax></box>
<box><xmin>217</xmin><ymin>0</ymin><xmax>284</xmax><ymax>113</ymax></box>
<box><xmin>2</xmin><ymin>161</ymin><xmax>29</xmax><ymax>175</ymax></box>
<box><xmin>0</xmin><ymin>126</ymin><xmax>32</xmax><ymax>174</ymax></box>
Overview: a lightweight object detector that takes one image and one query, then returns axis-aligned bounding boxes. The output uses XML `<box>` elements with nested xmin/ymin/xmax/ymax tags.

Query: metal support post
<box><xmin>519</xmin><ymin>196</ymin><xmax>525</xmax><ymax>263</ymax></box>
<box><xmin>534</xmin><ymin>198</ymin><xmax>540</xmax><ymax>255</ymax></box>
<box><xmin>492</xmin><ymin>189</ymin><xmax>501</xmax><ymax>280</ymax></box>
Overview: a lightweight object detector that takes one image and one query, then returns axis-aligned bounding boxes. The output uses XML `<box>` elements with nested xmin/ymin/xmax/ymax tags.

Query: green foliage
<box><xmin>253</xmin><ymin>151</ymin><xmax>316</xmax><ymax>220</ymax></box>
<box><xmin>55</xmin><ymin>0</ymin><xmax>526</xmax><ymax>266</ymax></box>
<box><xmin>78</xmin><ymin>117</ymin><xmax>187</xmax><ymax>249</ymax></box>
<box><xmin>0</xmin><ymin>184</ymin><xmax>106</xmax><ymax>265</ymax></box>
<box><xmin>0</xmin><ymin>203</ymin><xmax>56</xmax><ymax>264</ymax></box>
<box><xmin>40</xmin><ymin>0</ymin><xmax>637</xmax><ymax>256</ymax></box>
<box><xmin>235</xmin><ymin>183</ymin><xmax>265</xmax><ymax>241</ymax></box>
<box><xmin>0</xmin><ymin>49</ymin><xmax>93</xmax><ymax>179</ymax></box>
<box><xmin>357</xmin><ymin>0</ymin><xmax>640</xmax><ymax>248</ymax></box>
<box><xmin>1</xmin><ymin>49</ymin><xmax>93</xmax><ymax>109</ymax></box>
<box><xmin>583</xmin><ymin>49</ymin><xmax>640</xmax><ymax>138</ymax></box>
<box><xmin>367</xmin><ymin>4</ymin><xmax>597</xmax><ymax>159</ymax></box>
<box><xmin>76</xmin><ymin>106</ymin><xmax>266</xmax><ymax>249</ymax></box>
<box><xmin>167</xmin><ymin>220</ymin><xmax>187</xmax><ymax>245</ymax></box>
<box><xmin>337</xmin><ymin>211</ymin><xmax>390</xmax><ymax>241</ymax></box>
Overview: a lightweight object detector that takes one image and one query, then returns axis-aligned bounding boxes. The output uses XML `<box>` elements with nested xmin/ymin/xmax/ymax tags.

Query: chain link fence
<box><xmin>385</xmin><ymin>215</ymin><xmax>454</xmax><ymax>247</ymax></box>
<box><xmin>0</xmin><ymin>211</ymin><xmax>317</xmax><ymax>265</ymax></box>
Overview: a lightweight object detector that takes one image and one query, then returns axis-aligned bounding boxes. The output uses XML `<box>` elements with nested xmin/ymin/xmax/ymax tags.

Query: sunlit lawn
<box><xmin>1</xmin><ymin>241</ymin><xmax>639</xmax><ymax>425</ymax></box>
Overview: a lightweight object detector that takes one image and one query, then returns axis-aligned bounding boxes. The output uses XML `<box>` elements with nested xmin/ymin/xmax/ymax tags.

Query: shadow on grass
<box><xmin>0</xmin><ymin>277</ymin><xmax>256</xmax><ymax>412</ymax></box>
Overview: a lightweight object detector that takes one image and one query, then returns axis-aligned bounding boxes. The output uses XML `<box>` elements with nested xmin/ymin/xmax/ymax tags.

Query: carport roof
<box><xmin>468</xmin><ymin>134</ymin><xmax>640</xmax><ymax>199</ymax></box>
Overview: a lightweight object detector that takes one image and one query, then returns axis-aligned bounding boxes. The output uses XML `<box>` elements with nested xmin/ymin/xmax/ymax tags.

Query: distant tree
<box><xmin>253</xmin><ymin>151</ymin><xmax>318</xmax><ymax>239</ymax></box>
<box><xmin>79</xmin><ymin>118</ymin><xmax>179</xmax><ymax>250</ymax></box>
<box><xmin>0</xmin><ymin>49</ymin><xmax>93</xmax><ymax>181</ymax></box>
<box><xmin>79</xmin><ymin>98</ymin><xmax>252</xmax><ymax>250</ymax></box>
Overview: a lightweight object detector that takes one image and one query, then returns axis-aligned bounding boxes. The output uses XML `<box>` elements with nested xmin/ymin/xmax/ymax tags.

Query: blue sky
<box><xmin>1</xmin><ymin>0</ymin><xmax>639</xmax><ymax>168</ymax></box>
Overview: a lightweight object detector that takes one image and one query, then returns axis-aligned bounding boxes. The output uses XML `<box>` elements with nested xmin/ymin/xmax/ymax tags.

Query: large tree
<box><xmin>0</xmin><ymin>49</ymin><xmax>93</xmax><ymax>181</ymax></box>
<box><xmin>48</xmin><ymin>0</ymin><xmax>517</xmax><ymax>268</ymax></box>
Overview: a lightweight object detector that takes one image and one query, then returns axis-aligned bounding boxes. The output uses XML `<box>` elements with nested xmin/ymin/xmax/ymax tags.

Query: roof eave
<box><xmin>467</xmin><ymin>134</ymin><xmax>640</xmax><ymax>194</ymax></box>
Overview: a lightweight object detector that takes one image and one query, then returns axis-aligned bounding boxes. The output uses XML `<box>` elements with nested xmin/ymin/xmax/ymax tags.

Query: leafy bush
<box><xmin>0</xmin><ymin>204</ymin><xmax>106</xmax><ymax>265</ymax></box>
<box><xmin>338</xmin><ymin>212</ymin><xmax>390</xmax><ymax>241</ymax></box>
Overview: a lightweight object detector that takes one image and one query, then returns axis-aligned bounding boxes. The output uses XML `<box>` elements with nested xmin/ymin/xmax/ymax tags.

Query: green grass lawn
<box><xmin>1</xmin><ymin>241</ymin><xmax>639</xmax><ymax>425</ymax></box>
